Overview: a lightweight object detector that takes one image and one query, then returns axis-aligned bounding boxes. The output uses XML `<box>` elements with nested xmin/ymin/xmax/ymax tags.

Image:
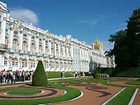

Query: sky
<box><xmin>1</xmin><ymin>0</ymin><xmax>140</xmax><ymax>51</ymax></box>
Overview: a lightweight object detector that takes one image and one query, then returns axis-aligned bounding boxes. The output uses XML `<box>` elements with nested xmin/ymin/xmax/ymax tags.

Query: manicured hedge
<box><xmin>96</xmin><ymin>67</ymin><xmax>140</xmax><ymax>77</ymax></box>
<box><xmin>116</xmin><ymin>67</ymin><xmax>140</xmax><ymax>77</ymax></box>
<box><xmin>96</xmin><ymin>67</ymin><xmax>115</xmax><ymax>76</ymax></box>
<box><xmin>32</xmin><ymin>60</ymin><xmax>48</xmax><ymax>87</ymax></box>
<box><xmin>47</xmin><ymin>72</ymin><xmax>74</xmax><ymax>79</ymax></box>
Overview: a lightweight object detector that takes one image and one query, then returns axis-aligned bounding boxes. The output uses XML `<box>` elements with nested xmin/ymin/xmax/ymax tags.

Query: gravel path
<box><xmin>0</xmin><ymin>84</ymin><xmax>64</xmax><ymax>100</ymax></box>
<box><xmin>133</xmin><ymin>89</ymin><xmax>140</xmax><ymax>105</ymax></box>
<box><xmin>52</xmin><ymin>83</ymin><xmax>122</xmax><ymax>105</ymax></box>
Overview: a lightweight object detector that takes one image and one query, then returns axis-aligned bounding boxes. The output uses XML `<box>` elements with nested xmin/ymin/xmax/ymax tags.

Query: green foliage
<box><xmin>106</xmin><ymin>8</ymin><xmax>140</xmax><ymax>67</ymax></box>
<box><xmin>96</xmin><ymin>67</ymin><xmax>140</xmax><ymax>77</ymax></box>
<box><xmin>93</xmin><ymin>69</ymin><xmax>99</xmax><ymax>78</ymax></box>
<box><xmin>116</xmin><ymin>67</ymin><xmax>140</xmax><ymax>77</ymax></box>
<box><xmin>96</xmin><ymin>67</ymin><xmax>115</xmax><ymax>76</ymax></box>
<box><xmin>32</xmin><ymin>60</ymin><xmax>48</xmax><ymax>87</ymax></box>
<box><xmin>106</xmin><ymin>30</ymin><xmax>127</xmax><ymax>67</ymax></box>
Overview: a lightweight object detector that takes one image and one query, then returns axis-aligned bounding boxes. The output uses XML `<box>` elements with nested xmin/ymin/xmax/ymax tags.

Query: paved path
<box><xmin>52</xmin><ymin>83</ymin><xmax>122</xmax><ymax>105</ymax></box>
<box><xmin>133</xmin><ymin>89</ymin><xmax>140</xmax><ymax>105</ymax></box>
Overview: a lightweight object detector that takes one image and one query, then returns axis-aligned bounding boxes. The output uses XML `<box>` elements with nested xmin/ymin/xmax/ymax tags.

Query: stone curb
<box><xmin>102</xmin><ymin>87</ymin><xmax>126</xmax><ymax>105</ymax></box>
<box><xmin>128</xmin><ymin>88</ymin><xmax>139</xmax><ymax>105</ymax></box>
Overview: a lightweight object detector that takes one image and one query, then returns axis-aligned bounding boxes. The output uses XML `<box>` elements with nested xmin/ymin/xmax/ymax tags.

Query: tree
<box><xmin>106</xmin><ymin>8</ymin><xmax>140</xmax><ymax>67</ymax></box>
<box><xmin>106</xmin><ymin>30</ymin><xmax>127</xmax><ymax>67</ymax></box>
<box><xmin>124</xmin><ymin>8</ymin><xmax>140</xmax><ymax>67</ymax></box>
<box><xmin>32</xmin><ymin>60</ymin><xmax>48</xmax><ymax>87</ymax></box>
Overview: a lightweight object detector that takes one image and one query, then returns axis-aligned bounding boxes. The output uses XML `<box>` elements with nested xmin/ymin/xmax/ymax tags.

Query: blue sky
<box><xmin>2</xmin><ymin>0</ymin><xmax>140</xmax><ymax>51</ymax></box>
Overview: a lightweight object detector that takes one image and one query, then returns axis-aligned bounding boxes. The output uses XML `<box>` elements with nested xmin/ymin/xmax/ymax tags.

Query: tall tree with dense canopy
<box><xmin>124</xmin><ymin>8</ymin><xmax>140</xmax><ymax>67</ymax></box>
<box><xmin>32</xmin><ymin>60</ymin><xmax>48</xmax><ymax>87</ymax></box>
<box><xmin>106</xmin><ymin>8</ymin><xmax>140</xmax><ymax>67</ymax></box>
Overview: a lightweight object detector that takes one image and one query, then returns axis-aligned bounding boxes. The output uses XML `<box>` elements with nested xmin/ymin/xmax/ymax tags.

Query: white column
<box><xmin>19</xmin><ymin>30</ymin><xmax>23</xmax><ymax>51</ymax></box>
<box><xmin>1</xmin><ymin>16</ymin><xmax>6</xmax><ymax>44</ymax></box>
<box><xmin>71</xmin><ymin>45</ymin><xmax>73</xmax><ymax>58</ymax></box>
<box><xmin>49</xmin><ymin>41</ymin><xmax>51</xmax><ymax>56</ymax></box>
<box><xmin>43</xmin><ymin>38</ymin><xmax>45</xmax><ymax>54</ymax></box>
<box><xmin>36</xmin><ymin>36</ymin><xmax>39</xmax><ymax>54</ymax></box>
<box><xmin>9</xmin><ymin>27</ymin><xmax>13</xmax><ymax>50</ymax></box>
<box><xmin>54</xmin><ymin>43</ymin><xmax>56</xmax><ymax>57</ymax></box>
<box><xmin>81</xmin><ymin>49</ymin><xmax>83</xmax><ymax>60</ymax></box>
<box><xmin>63</xmin><ymin>45</ymin><xmax>65</xmax><ymax>57</ymax></box>
<box><xmin>66</xmin><ymin>46</ymin><xmax>69</xmax><ymax>58</ymax></box>
<box><xmin>28</xmin><ymin>35</ymin><xmax>31</xmax><ymax>52</ymax></box>
<box><xmin>79</xmin><ymin>48</ymin><xmax>82</xmax><ymax>60</ymax></box>
<box><xmin>0</xmin><ymin>52</ymin><xmax>4</xmax><ymax>67</ymax></box>
<box><xmin>58</xmin><ymin>44</ymin><xmax>60</xmax><ymax>57</ymax></box>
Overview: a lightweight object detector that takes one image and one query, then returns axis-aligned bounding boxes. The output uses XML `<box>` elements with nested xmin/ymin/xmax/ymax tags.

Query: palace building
<box><xmin>0</xmin><ymin>2</ymin><xmax>114</xmax><ymax>72</ymax></box>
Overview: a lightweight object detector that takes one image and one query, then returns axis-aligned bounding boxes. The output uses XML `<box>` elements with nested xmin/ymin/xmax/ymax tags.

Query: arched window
<box><xmin>4</xmin><ymin>57</ymin><xmax>7</xmax><ymax>66</ymax></box>
<box><xmin>39</xmin><ymin>45</ymin><xmax>42</xmax><ymax>53</ymax></box>
<box><xmin>22</xmin><ymin>59</ymin><xmax>27</xmax><ymax>67</ymax></box>
<box><xmin>5</xmin><ymin>36</ymin><xmax>8</xmax><ymax>44</ymax></box>
<box><xmin>12</xmin><ymin>58</ymin><xmax>18</xmax><ymax>67</ymax></box>
<box><xmin>5</xmin><ymin>28</ymin><xmax>8</xmax><ymax>35</ymax></box>
<box><xmin>45</xmin><ymin>46</ymin><xmax>48</xmax><ymax>55</ymax></box>
<box><xmin>30</xmin><ymin>43</ymin><xmax>35</xmax><ymax>53</ymax></box>
<box><xmin>13</xmin><ymin>31</ymin><xmax>18</xmax><ymax>36</ymax></box>
<box><xmin>22</xmin><ymin>41</ymin><xmax>27</xmax><ymax>52</ymax></box>
<box><xmin>13</xmin><ymin>39</ymin><xmax>18</xmax><ymax>51</ymax></box>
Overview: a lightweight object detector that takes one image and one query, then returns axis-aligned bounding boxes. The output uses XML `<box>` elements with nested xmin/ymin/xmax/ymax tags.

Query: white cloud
<box><xmin>10</xmin><ymin>8</ymin><xmax>38</xmax><ymax>25</ymax></box>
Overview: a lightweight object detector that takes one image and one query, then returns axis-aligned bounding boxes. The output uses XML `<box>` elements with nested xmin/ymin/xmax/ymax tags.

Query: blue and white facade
<box><xmin>0</xmin><ymin>2</ymin><xmax>114</xmax><ymax>72</ymax></box>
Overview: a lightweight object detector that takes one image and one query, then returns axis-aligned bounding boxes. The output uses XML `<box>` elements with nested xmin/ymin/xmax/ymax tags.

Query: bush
<box><xmin>96</xmin><ymin>67</ymin><xmax>115</xmax><ymax>76</ymax></box>
<box><xmin>93</xmin><ymin>69</ymin><xmax>99</xmax><ymax>79</ymax></box>
<box><xmin>32</xmin><ymin>60</ymin><xmax>48</xmax><ymax>87</ymax></box>
<box><xmin>116</xmin><ymin>67</ymin><xmax>140</xmax><ymax>77</ymax></box>
<box><xmin>96</xmin><ymin>67</ymin><xmax>140</xmax><ymax>77</ymax></box>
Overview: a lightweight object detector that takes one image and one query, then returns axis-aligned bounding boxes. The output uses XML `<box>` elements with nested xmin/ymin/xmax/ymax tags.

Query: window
<box><xmin>5</xmin><ymin>28</ymin><xmax>8</xmax><ymax>35</ymax></box>
<box><xmin>22</xmin><ymin>41</ymin><xmax>27</xmax><ymax>52</ymax></box>
<box><xmin>31</xmin><ymin>60</ymin><xmax>35</xmax><ymax>68</ymax></box>
<box><xmin>23</xmin><ymin>34</ymin><xmax>27</xmax><ymax>38</ymax></box>
<box><xmin>30</xmin><ymin>43</ymin><xmax>35</xmax><ymax>53</ymax></box>
<box><xmin>12</xmin><ymin>58</ymin><xmax>18</xmax><ymax>67</ymax></box>
<box><xmin>5</xmin><ymin>36</ymin><xmax>8</xmax><ymax>44</ymax></box>
<box><xmin>13</xmin><ymin>31</ymin><xmax>18</xmax><ymax>36</ymax></box>
<box><xmin>4</xmin><ymin>57</ymin><xmax>7</xmax><ymax>66</ymax></box>
<box><xmin>13</xmin><ymin>39</ymin><xmax>18</xmax><ymax>51</ymax></box>
<box><xmin>46</xmin><ymin>62</ymin><xmax>49</xmax><ymax>68</ymax></box>
<box><xmin>39</xmin><ymin>45</ymin><xmax>42</xmax><ymax>53</ymax></box>
<box><xmin>50</xmin><ymin>62</ymin><xmax>54</xmax><ymax>68</ymax></box>
<box><xmin>31</xmin><ymin>36</ymin><xmax>35</xmax><ymax>39</ymax></box>
<box><xmin>45</xmin><ymin>46</ymin><xmax>48</xmax><ymax>55</ymax></box>
<box><xmin>22</xmin><ymin>59</ymin><xmax>27</xmax><ymax>67</ymax></box>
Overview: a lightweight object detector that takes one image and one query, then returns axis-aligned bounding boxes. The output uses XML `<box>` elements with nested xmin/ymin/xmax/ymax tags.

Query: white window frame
<box><xmin>12</xmin><ymin>58</ymin><xmax>18</xmax><ymax>67</ymax></box>
<box><xmin>22</xmin><ymin>59</ymin><xmax>27</xmax><ymax>67</ymax></box>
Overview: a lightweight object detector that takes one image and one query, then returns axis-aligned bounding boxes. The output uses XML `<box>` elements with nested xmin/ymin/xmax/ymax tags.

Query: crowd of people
<box><xmin>0</xmin><ymin>69</ymin><xmax>34</xmax><ymax>84</ymax></box>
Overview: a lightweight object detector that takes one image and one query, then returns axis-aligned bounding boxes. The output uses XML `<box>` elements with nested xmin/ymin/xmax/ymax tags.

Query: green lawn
<box><xmin>7</xmin><ymin>88</ymin><xmax>41</xmax><ymax>95</ymax></box>
<box><xmin>125</xmin><ymin>81</ymin><xmax>140</xmax><ymax>85</ymax></box>
<box><xmin>0</xmin><ymin>77</ymin><xmax>139</xmax><ymax>105</ymax></box>
<box><xmin>106</xmin><ymin>86</ymin><xmax>137</xmax><ymax>105</ymax></box>
<box><xmin>0</xmin><ymin>82</ymin><xmax>81</xmax><ymax>105</ymax></box>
